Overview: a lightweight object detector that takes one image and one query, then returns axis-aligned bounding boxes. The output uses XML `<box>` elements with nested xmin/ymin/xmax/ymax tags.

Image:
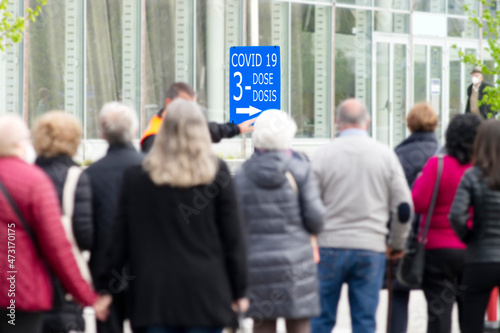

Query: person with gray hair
<box><xmin>84</xmin><ymin>102</ymin><xmax>144</xmax><ymax>333</ymax></box>
<box><xmin>311</xmin><ymin>99</ymin><xmax>413</xmax><ymax>333</ymax></box>
<box><xmin>234</xmin><ymin>109</ymin><xmax>324</xmax><ymax>333</ymax></box>
<box><xmin>0</xmin><ymin>114</ymin><xmax>111</xmax><ymax>333</ymax></box>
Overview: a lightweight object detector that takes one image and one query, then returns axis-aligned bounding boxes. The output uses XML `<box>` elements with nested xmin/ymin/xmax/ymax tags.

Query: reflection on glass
<box><xmin>375</xmin><ymin>0</ymin><xmax>409</xmax><ymax>10</ymax></box>
<box><xmin>414</xmin><ymin>0</ymin><xmax>445</xmax><ymax>13</ymax></box>
<box><xmin>27</xmin><ymin>0</ymin><xmax>65</xmax><ymax>128</ymax></box>
<box><xmin>449</xmin><ymin>47</ymin><xmax>461</xmax><ymax>119</ymax></box>
<box><xmin>448</xmin><ymin>0</ymin><xmax>478</xmax><ymax>15</ymax></box>
<box><xmin>414</xmin><ymin>45</ymin><xmax>427</xmax><ymax>104</ymax></box>
<box><xmin>393</xmin><ymin>44</ymin><xmax>407</xmax><ymax>146</ymax></box>
<box><xmin>86</xmin><ymin>0</ymin><xmax>122</xmax><ymax>139</ymax></box>
<box><xmin>430</xmin><ymin>46</ymin><xmax>442</xmax><ymax>140</ymax></box>
<box><xmin>376</xmin><ymin>43</ymin><xmax>390</xmax><ymax>146</ymax></box>
<box><xmin>290</xmin><ymin>3</ymin><xmax>331</xmax><ymax>138</ymax></box>
<box><xmin>144</xmin><ymin>0</ymin><xmax>176</xmax><ymax>122</ymax></box>
<box><xmin>335</xmin><ymin>8</ymin><xmax>372</xmax><ymax>123</ymax></box>
<box><xmin>375</xmin><ymin>12</ymin><xmax>409</xmax><ymax>33</ymax></box>
<box><xmin>448</xmin><ymin>18</ymin><xmax>478</xmax><ymax>38</ymax></box>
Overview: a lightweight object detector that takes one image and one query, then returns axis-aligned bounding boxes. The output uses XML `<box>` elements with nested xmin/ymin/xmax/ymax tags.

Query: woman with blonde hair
<box><xmin>107</xmin><ymin>99</ymin><xmax>248</xmax><ymax>333</ymax></box>
<box><xmin>33</xmin><ymin>110</ymin><xmax>95</xmax><ymax>333</ymax></box>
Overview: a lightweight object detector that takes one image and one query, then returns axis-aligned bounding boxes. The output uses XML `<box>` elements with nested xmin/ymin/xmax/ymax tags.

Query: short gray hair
<box><xmin>252</xmin><ymin>109</ymin><xmax>297</xmax><ymax>150</ymax></box>
<box><xmin>98</xmin><ymin>102</ymin><xmax>138</xmax><ymax>144</ymax></box>
<box><xmin>337</xmin><ymin>99</ymin><xmax>370</xmax><ymax>126</ymax></box>
<box><xmin>0</xmin><ymin>114</ymin><xmax>29</xmax><ymax>157</ymax></box>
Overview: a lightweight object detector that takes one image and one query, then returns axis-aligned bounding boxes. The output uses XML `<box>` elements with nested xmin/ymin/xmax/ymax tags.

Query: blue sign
<box><xmin>229</xmin><ymin>46</ymin><xmax>281</xmax><ymax>124</ymax></box>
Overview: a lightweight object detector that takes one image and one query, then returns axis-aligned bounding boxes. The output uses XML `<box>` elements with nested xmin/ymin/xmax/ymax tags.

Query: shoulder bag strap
<box><xmin>0</xmin><ymin>179</ymin><xmax>37</xmax><ymax>246</ymax></box>
<box><xmin>421</xmin><ymin>155</ymin><xmax>444</xmax><ymax>242</ymax></box>
<box><xmin>62</xmin><ymin>166</ymin><xmax>82</xmax><ymax>219</ymax></box>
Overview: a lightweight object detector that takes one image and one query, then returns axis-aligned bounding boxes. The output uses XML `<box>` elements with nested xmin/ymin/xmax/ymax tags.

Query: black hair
<box><xmin>445</xmin><ymin>113</ymin><xmax>482</xmax><ymax>165</ymax></box>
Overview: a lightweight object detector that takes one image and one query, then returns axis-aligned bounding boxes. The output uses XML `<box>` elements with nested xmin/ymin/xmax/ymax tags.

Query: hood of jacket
<box><xmin>242</xmin><ymin>151</ymin><xmax>292</xmax><ymax>189</ymax></box>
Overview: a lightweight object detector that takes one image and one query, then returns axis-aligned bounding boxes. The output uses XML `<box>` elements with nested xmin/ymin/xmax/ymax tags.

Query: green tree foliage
<box><xmin>456</xmin><ymin>0</ymin><xmax>500</xmax><ymax>118</ymax></box>
<box><xmin>0</xmin><ymin>0</ymin><xmax>46</xmax><ymax>51</ymax></box>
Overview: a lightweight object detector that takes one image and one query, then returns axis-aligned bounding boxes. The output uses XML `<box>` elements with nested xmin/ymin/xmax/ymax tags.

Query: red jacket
<box><xmin>0</xmin><ymin>157</ymin><xmax>97</xmax><ymax>311</ymax></box>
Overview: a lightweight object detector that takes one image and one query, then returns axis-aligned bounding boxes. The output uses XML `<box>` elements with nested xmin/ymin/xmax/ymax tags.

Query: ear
<box><xmin>164</xmin><ymin>98</ymin><xmax>172</xmax><ymax>109</ymax></box>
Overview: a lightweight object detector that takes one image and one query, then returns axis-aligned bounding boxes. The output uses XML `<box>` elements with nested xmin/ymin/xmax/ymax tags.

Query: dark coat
<box><xmin>465</xmin><ymin>81</ymin><xmax>494</xmax><ymax>119</ymax></box>
<box><xmin>84</xmin><ymin>143</ymin><xmax>144</xmax><ymax>289</ymax></box>
<box><xmin>394</xmin><ymin>131</ymin><xmax>439</xmax><ymax>187</ymax></box>
<box><xmin>107</xmin><ymin>160</ymin><xmax>247</xmax><ymax>329</ymax></box>
<box><xmin>35</xmin><ymin>155</ymin><xmax>93</xmax><ymax>250</ymax></box>
<box><xmin>234</xmin><ymin>151</ymin><xmax>324</xmax><ymax>320</ymax></box>
<box><xmin>141</xmin><ymin>109</ymin><xmax>241</xmax><ymax>153</ymax></box>
<box><xmin>450</xmin><ymin>166</ymin><xmax>500</xmax><ymax>264</ymax></box>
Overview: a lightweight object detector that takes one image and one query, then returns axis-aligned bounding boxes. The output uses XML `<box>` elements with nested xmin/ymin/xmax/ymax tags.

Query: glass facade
<box><xmin>0</xmin><ymin>0</ymin><xmax>494</xmax><ymax>156</ymax></box>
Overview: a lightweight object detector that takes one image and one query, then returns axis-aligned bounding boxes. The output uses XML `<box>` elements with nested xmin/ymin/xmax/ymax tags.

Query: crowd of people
<box><xmin>1</xmin><ymin>80</ymin><xmax>500</xmax><ymax>333</ymax></box>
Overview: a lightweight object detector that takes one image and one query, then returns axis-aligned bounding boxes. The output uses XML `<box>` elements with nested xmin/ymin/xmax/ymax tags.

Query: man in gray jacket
<box><xmin>311</xmin><ymin>99</ymin><xmax>413</xmax><ymax>333</ymax></box>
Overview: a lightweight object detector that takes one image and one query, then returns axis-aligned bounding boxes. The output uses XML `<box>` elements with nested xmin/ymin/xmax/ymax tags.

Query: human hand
<box><xmin>238</xmin><ymin>118</ymin><xmax>256</xmax><ymax>134</ymax></box>
<box><xmin>386</xmin><ymin>246</ymin><xmax>404</xmax><ymax>261</ymax></box>
<box><xmin>311</xmin><ymin>236</ymin><xmax>320</xmax><ymax>264</ymax></box>
<box><xmin>94</xmin><ymin>294</ymin><xmax>112</xmax><ymax>321</ymax></box>
<box><xmin>231</xmin><ymin>297</ymin><xmax>250</xmax><ymax>313</ymax></box>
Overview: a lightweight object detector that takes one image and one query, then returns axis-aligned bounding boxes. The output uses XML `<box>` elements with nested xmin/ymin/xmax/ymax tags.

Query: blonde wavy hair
<box><xmin>33</xmin><ymin>111</ymin><xmax>82</xmax><ymax>158</ymax></box>
<box><xmin>143</xmin><ymin>99</ymin><xmax>217</xmax><ymax>187</ymax></box>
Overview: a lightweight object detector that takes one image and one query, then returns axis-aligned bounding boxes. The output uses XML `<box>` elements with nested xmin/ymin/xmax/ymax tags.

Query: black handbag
<box><xmin>396</xmin><ymin>156</ymin><xmax>444</xmax><ymax>288</ymax></box>
<box><xmin>0</xmin><ymin>180</ymin><xmax>84</xmax><ymax>333</ymax></box>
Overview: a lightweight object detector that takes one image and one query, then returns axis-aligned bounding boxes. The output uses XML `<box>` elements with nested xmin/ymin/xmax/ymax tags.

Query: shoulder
<box><xmin>288</xmin><ymin>154</ymin><xmax>311</xmax><ymax>181</ymax></box>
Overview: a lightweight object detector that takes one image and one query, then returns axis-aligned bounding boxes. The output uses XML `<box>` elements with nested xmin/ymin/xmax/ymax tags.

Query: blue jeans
<box><xmin>145</xmin><ymin>327</ymin><xmax>223</xmax><ymax>333</ymax></box>
<box><xmin>311</xmin><ymin>248</ymin><xmax>386</xmax><ymax>333</ymax></box>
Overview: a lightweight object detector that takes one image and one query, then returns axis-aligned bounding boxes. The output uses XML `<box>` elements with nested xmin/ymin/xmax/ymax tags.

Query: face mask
<box><xmin>472</xmin><ymin>76</ymin><xmax>480</xmax><ymax>85</ymax></box>
<box><xmin>22</xmin><ymin>143</ymin><xmax>37</xmax><ymax>165</ymax></box>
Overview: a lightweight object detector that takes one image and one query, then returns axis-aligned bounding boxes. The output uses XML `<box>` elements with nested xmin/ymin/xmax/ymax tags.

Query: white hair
<box><xmin>98</xmin><ymin>102</ymin><xmax>139</xmax><ymax>144</ymax></box>
<box><xmin>252</xmin><ymin>109</ymin><xmax>297</xmax><ymax>150</ymax></box>
<box><xmin>143</xmin><ymin>99</ymin><xmax>217</xmax><ymax>187</ymax></box>
<box><xmin>0</xmin><ymin>114</ymin><xmax>29</xmax><ymax>157</ymax></box>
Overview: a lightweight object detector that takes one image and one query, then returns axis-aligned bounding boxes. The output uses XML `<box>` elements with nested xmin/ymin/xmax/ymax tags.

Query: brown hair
<box><xmin>33</xmin><ymin>111</ymin><xmax>82</xmax><ymax>158</ymax></box>
<box><xmin>406</xmin><ymin>103</ymin><xmax>438</xmax><ymax>133</ymax></box>
<box><xmin>473</xmin><ymin>120</ymin><xmax>500</xmax><ymax>190</ymax></box>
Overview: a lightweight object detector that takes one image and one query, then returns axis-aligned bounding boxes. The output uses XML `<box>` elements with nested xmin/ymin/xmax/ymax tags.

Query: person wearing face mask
<box><xmin>465</xmin><ymin>66</ymin><xmax>493</xmax><ymax>119</ymax></box>
<box><xmin>0</xmin><ymin>114</ymin><xmax>111</xmax><ymax>333</ymax></box>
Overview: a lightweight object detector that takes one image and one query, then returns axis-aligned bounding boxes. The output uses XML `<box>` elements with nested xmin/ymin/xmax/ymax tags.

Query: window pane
<box><xmin>414</xmin><ymin>0</ymin><xmax>445</xmax><ymax>14</ymax></box>
<box><xmin>86</xmin><ymin>0</ymin><xmax>122</xmax><ymax>139</ymax></box>
<box><xmin>375</xmin><ymin>0</ymin><xmax>409</xmax><ymax>10</ymax></box>
<box><xmin>291</xmin><ymin>3</ymin><xmax>332</xmax><ymax>138</ymax></box>
<box><xmin>448</xmin><ymin>18</ymin><xmax>478</xmax><ymax>38</ymax></box>
<box><xmin>144</xmin><ymin>0</ymin><xmax>177</xmax><ymax>124</ymax></box>
<box><xmin>27</xmin><ymin>0</ymin><xmax>66</xmax><ymax>127</ymax></box>
<box><xmin>337</xmin><ymin>0</ymin><xmax>372</xmax><ymax>6</ymax></box>
<box><xmin>376</xmin><ymin>42</ymin><xmax>390</xmax><ymax>146</ymax></box>
<box><xmin>449</xmin><ymin>47</ymin><xmax>462</xmax><ymax>119</ymax></box>
<box><xmin>448</xmin><ymin>0</ymin><xmax>478</xmax><ymax>15</ymax></box>
<box><xmin>414</xmin><ymin>45</ymin><xmax>427</xmax><ymax>104</ymax></box>
<box><xmin>393</xmin><ymin>44</ymin><xmax>407</xmax><ymax>146</ymax></box>
<box><xmin>335</xmin><ymin>8</ymin><xmax>372</xmax><ymax>127</ymax></box>
<box><xmin>375</xmin><ymin>12</ymin><xmax>409</xmax><ymax>34</ymax></box>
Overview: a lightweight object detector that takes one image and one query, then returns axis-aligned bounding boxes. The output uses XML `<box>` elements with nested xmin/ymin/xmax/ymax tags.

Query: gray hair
<box><xmin>252</xmin><ymin>109</ymin><xmax>297</xmax><ymax>150</ymax></box>
<box><xmin>337</xmin><ymin>99</ymin><xmax>370</xmax><ymax>126</ymax></box>
<box><xmin>0</xmin><ymin>114</ymin><xmax>29</xmax><ymax>157</ymax></box>
<box><xmin>143</xmin><ymin>99</ymin><xmax>217</xmax><ymax>187</ymax></box>
<box><xmin>98</xmin><ymin>102</ymin><xmax>138</xmax><ymax>144</ymax></box>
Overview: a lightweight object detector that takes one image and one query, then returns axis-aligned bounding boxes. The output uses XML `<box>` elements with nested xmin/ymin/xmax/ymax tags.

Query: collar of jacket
<box><xmin>35</xmin><ymin>155</ymin><xmax>76</xmax><ymax>167</ymax></box>
<box><xmin>107</xmin><ymin>142</ymin><xmax>136</xmax><ymax>154</ymax></box>
<box><xmin>396</xmin><ymin>131</ymin><xmax>437</xmax><ymax>148</ymax></box>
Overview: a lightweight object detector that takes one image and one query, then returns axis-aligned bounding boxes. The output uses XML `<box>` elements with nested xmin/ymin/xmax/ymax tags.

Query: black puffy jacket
<box><xmin>450</xmin><ymin>166</ymin><xmax>500</xmax><ymax>264</ymax></box>
<box><xmin>234</xmin><ymin>151</ymin><xmax>324</xmax><ymax>320</ymax></box>
<box><xmin>35</xmin><ymin>155</ymin><xmax>93</xmax><ymax>250</ymax></box>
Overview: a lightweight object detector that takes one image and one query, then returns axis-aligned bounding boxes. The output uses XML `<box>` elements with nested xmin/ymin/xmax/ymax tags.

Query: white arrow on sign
<box><xmin>236</xmin><ymin>105</ymin><xmax>261</xmax><ymax>116</ymax></box>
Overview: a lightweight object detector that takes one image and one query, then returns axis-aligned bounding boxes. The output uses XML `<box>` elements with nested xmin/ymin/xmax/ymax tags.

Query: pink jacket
<box><xmin>0</xmin><ymin>157</ymin><xmax>97</xmax><ymax>311</ymax></box>
<box><xmin>412</xmin><ymin>155</ymin><xmax>472</xmax><ymax>250</ymax></box>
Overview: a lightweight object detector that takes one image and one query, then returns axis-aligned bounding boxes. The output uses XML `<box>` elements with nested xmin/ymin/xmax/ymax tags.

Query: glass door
<box><xmin>413</xmin><ymin>40</ymin><xmax>445</xmax><ymax>142</ymax></box>
<box><xmin>373</xmin><ymin>37</ymin><xmax>409</xmax><ymax>148</ymax></box>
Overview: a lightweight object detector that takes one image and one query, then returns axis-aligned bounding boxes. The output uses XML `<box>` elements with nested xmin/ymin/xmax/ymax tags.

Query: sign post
<box><xmin>229</xmin><ymin>46</ymin><xmax>281</xmax><ymax>124</ymax></box>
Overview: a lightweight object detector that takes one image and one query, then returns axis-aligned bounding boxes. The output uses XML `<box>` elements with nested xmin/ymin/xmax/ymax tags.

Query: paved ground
<box><xmin>119</xmin><ymin>286</ymin><xmax>465</xmax><ymax>333</ymax></box>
